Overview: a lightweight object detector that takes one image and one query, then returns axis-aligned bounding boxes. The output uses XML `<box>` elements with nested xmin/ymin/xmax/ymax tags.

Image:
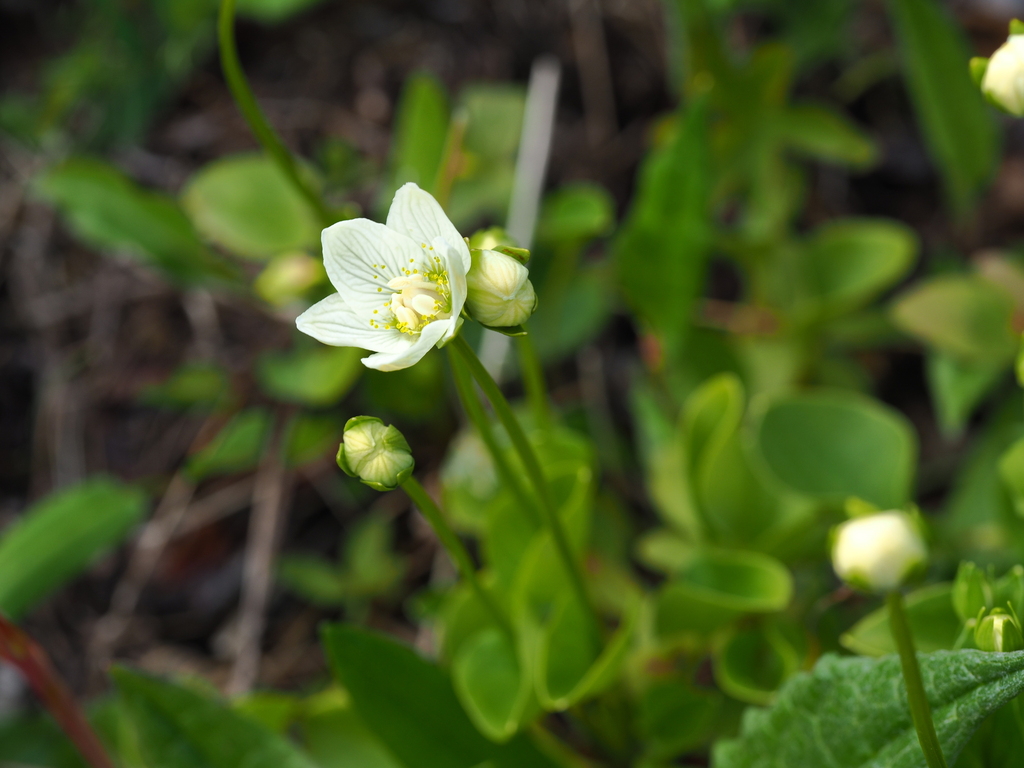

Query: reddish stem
<box><xmin>0</xmin><ymin>613</ymin><xmax>116</xmax><ymax>768</ymax></box>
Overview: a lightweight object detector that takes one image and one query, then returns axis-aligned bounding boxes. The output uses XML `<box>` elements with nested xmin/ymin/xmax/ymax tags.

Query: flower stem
<box><xmin>515</xmin><ymin>328</ymin><xmax>551</xmax><ymax>431</ymax></box>
<box><xmin>887</xmin><ymin>591</ymin><xmax>948</xmax><ymax>768</ymax></box>
<box><xmin>401</xmin><ymin>476</ymin><xmax>514</xmax><ymax>640</ymax></box>
<box><xmin>451</xmin><ymin>335</ymin><xmax>602</xmax><ymax>642</ymax></box>
<box><xmin>218</xmin><ymin>0</ymin><xmax>333</xmax><ymax>227</ymax></box>
<box><xmin>0</xmin><ymin>614</ymin><xmax>115</xmax><ymax>768</ymax></box>
<box><xmin>447</xmin><ymin>347</ymin><xmax>540</xmax><ymax>528</ymax></box>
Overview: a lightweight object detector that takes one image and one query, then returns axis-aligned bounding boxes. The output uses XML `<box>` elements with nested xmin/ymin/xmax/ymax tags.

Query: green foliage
<box><xmin>888</xmin><ymin>0</ymin><xmax>998</xmax><ymax>214</ymax></box>
<box><xmin>182</xmin><ymin>153</ymin><xmax>323</xmax><ymax>261</ymax></box>
<box><xmin>383</xmin><ymin>72</ymin><xmax>450</xmax><ymax>202</ymax></box>
<box><xmin>257</xmin><ymin>345</ymin><xmax>363</xmax><ymax>407</ymax></box>
<box><xmin>841</xmin><ymin>583</ymin><xmax>962</xmax><ymax>656</ymax></box>
<box><xmin>34</xmin><ymin>158</ymin><xmax>238</xmax><ymax>286</ymax></box>
<box><xmin>0</xmin><ymin>477</ymin><xmax>146</xmax><ymax>619</ymax></box>
<box><xmin>141</xmin><ymin>363</ymin><xmax>231</xmax><ymax>411</ymax></box>
<box><xmin>185</xmin><ymin>409</ymin><xmax>271</xmax><ymax>480</ymax></box>
<box><xmin>714</xmin><ymin>650</ymin><xmax>1024</xmax><ymax>767</ymax></box>
<box><xmin>113</xmin><ymin>668</ymin><xmax>317</xmax><ymax>768</ymax></box>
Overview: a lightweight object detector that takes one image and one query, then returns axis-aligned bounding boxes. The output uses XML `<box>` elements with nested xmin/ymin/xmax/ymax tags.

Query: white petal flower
<box><xmin>983</xmin><ymin>35</ymin><xmax>1024</xmax><ymax>116</ymax></box>
<box><xmin>296</xmin><ymin>183</ymin><xmax>470</xmax><ymax>371</ymax></box>
<box><xmin>831</xmin><ymin>510</ymin><xmax>927</xmax><ymax>593</ymax></box>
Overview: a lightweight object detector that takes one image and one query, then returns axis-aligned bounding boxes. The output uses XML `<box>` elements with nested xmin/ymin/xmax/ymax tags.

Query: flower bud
<box><xmin>831</xmin><ymin>510</ymin><xmax>927</xmax><ymax>593</ymax></box>
<box><xmin>465</xmin><ymin>249</ymin><xmax>537</xmax><ymax>328</ymax></box>
<box><xmin>336</xmin><ymin>416</ymin><xmax>414</xmax><ymax>491</ymax></box>
<box><xmin>981</xmin><ymin>31</ymin><xmax>1024</xmax><ymax>116</ymax></box>
<box><xmin>952</xmin><ymin>561</ymin><xmax>992</xmax><ymax>623</ymax></box>
<box><xmin>975</xmin><ymin>608</ymin><xmax>1024</xmax><ymax>653</ymax></box>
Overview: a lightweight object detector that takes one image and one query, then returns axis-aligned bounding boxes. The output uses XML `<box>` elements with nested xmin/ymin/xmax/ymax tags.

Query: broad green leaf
<box><xmin>713</xmin><ymin>624</ymin><xmax>803</xmax><ymax>705</ymax></box>
<box><xmin>956</xmin><ymin>695</ymin><xmax>1024</xmax><ymax>768</ymax></box>
<box><xmin>756</xmin><ymin>390</ymin><xmax>917</xmax><ymax>509</ymax></box>
<box><xmin>638</xmin><ymin>680</ymin><xmax>722</xmax><ymax>760</ymax></box>
<box><xmin>778</xmin><ymin>104</ymin><xmax>877</xmax><ymax>168</ymax></box>
<box><xmin>840</xmin><ymin>583</ymin><xmax>961</xmax><ymax>657</ymax></box>
<box><xmin>0</xmin><ymin>477</ymin><xmax>146</xmax><ymax>619</ymax></box>
<box><xmin>299</xmin><ymin>691</ymin><xmax>401</xmax><ymax>768</ymax></box>
<box><xmin>276</xmin><ymin>556</ymin><xmax>347</xmax><ymax>606</ymax></box>
<box><xmin>998</xmin><ymin>436</ymin><xmax>1024</xmax><ymax>519</ymax></box>
<box><xmin>615</xmin><ymin>96</ymin><xmax>711</xmax><ymax>353</ymax></box>
<box><xmin>384</xmin><ymin>72</ymin><xmax>449</xmax><ymax>201</ymax></box>
<box><xmin>536</xmin><ymin>183</ymin><xmax>615</xmax><ymax>247</ymax></box>
<box><xmin>892</xmin><ymin>275</ymin><xmax>1016</xmax><ymax>363</ymax></box>
<box><xmin>140</xmin><ymin>363</ymin><xmax>230</xmax><ymax>411</ymax></box>
<box><xmin>34</xmin><ymin>158</ymin><xmax>237</xmax><ymax>286</ymax></box>
<box><xmin>888</xmin><ymin>0</ymin><xmax>997</xmax><ymax>214</ymax></box>
<box><xmin>258</xmin><ymin>345</ymin><xmax>363</xmax><ymax>407</ymax></box>
<box><xmin>655</xmin><ymin>548</ymin><xmax>793</xmax><ymax>636</ymax></box>
<box><xmin>452</xmin><ymin>628</ymin><xmax>535</xmax><ymax>742</ymax></box>
<box><xmin>321</xmin><ymin>624</ymin><xmax>560</xmax><ymax>768</ymax></box>
<box><xmin>182</xmin><ymin>153</ymin><xmax>321</xmax><ymax>261</ymax></box>
<box><xmin>0</xmin><ymin>714</ymin><xmax>86</xmax><ymax>768</ymax></box>
<box><xmin>186</xmin><ymin>409</ymin><xmax>271</xmax><ymax>480</ymax></box>
<box><xmin>713</xmin><ymin>650</ymin><xmax>1024</xmax><ymax>768</ymax></box>
<box><xmin>112</xmin><ymin>667</ymin><xmax>317</xmax><ymax>768</ymax></box>
<box><xmin>796</xmin><ymin>219</ymin><xmax>917</xmax><ymax>318</ymax></box>
<box><xmin>927</xmin><ymin>352</ymin><xmax>1006</xmax><ymax>436</ymax></box>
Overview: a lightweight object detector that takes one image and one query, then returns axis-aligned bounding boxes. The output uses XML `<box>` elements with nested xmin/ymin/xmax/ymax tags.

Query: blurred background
<box><xmin>2</xmin><ymin>0</ymin><xmax>1024</xmax><ymax>724</ymax></box>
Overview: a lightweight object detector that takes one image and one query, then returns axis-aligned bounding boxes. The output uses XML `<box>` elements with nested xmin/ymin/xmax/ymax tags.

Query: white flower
<box><xmin>465</xmin><ymin>249</ymin><xmax>537</xmax><ymax>327</ymax></box>
<box><xmin>983</xmin><ymin>35</ymin><xmax>1024</xmax><ymax>116</ymax></box>
<box><xmin>831</xmin><ymin>510</ymin><xmax>927</xmax><ymax>593</ymax></box>
<box><xmin>296</xmin><ymin>183</ymin><xmax>471</xmax><ymax>371</ymax></box>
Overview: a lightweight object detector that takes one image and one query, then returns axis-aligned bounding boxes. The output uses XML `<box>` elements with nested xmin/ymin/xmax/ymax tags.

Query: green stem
<box><xmin>887</xmin><ymin>591</ymin><xmax>948</xmax><ymax>768</ymax></box>
<box><xmin>451</xmin><ymin>335</ymin><xmax>601</xmax><ymax>642</ymax></box>
<box><xmin>515</xmin><ymin>328</ymin><xmax>551</xmax><ymax>431</ymax></box>
<box><xmin>218</xmin><ymin>0</ymin><xmax>333</xmax><ymax>227</ymax></box>
<box><xmin>402</xmin><ymin>476</ymin><xmax>514</xmax><ymax>640</ymax></box>
<box><xmin>447</xmin><ymin>347</ymin><xmax>540</xmax><ymax>528</ymax></box>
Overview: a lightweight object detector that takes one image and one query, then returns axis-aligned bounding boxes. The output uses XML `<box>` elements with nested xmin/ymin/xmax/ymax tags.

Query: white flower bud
<box><xmin>465</xmin><ymin>249</ymin><xmax>537</xmax><ymax>328</ymax></box>
<box><xmin>337</xmin><ymin>416</ymin><xmax>414</xmax><ymax>491</ymax></box>
<box><xmin>831</xmin><ymin>511</ymin><xmax>927</xmax><ymax>593</ymax></box>
<box><xmin>982</xmin><ymin>35</ymin><xmax>1024</xmax><ymax>116</ymax></box>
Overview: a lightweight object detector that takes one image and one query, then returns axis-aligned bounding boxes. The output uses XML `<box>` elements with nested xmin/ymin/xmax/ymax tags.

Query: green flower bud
<box><xmin>981</xmin><ymin>25</ymin><xmax>1024</xmax><ymax>116</ymax></box>
<box><xmin>336</xmin><ymin>416</ymin><xmax>414</xmax><ymax>491</ymax></box>
<box><xmin>975</xmin><ymin>608</ymin><xmax>1024</xmax><ymax>653</ymax></box>
<box><xmin>952</xmin><ymin>561</ymin><xmax>993</xmax><ymax>623</ymax></box>
<box><xmin>831</xmin><ymin>511</ymin><xmax>927</xmax><ymax>593</ymax></box>
<box><xmin>465</xmin><ymin>249</ymin><xmax>537</xmax><ymax>328</ymax></box>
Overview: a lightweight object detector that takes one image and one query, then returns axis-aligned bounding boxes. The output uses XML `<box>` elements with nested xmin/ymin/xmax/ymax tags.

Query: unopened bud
<box><xmin>975</xmin><ymin>608</ymin><xmax>1024</xmax><ymax>653</ymax></box>
<box><xmin>831</xmin><ymin>511</ymin><xmax>927</xmax><ymax>593</ymax></box>
<box><xmin>981</xmin><ymin>25</ymin><xmax>1024</xmax><ymax>116</ymax></box>
<box><xmin>337</xmin><ymin>416</ymin><xmax>414</xmax><ymax>491</ymax></box>
<box><xmin>465</xmin><ymin>249</ymin><xmax>537</xmax><ymax>328</ymax></box>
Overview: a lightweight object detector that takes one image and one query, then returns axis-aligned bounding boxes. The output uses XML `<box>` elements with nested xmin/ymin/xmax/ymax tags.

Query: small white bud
<box><xmin>982</xmin><ymin>34</ymin><xmax>1024</xmax><ymax>116</ymax></box>
<box><xmin>465</xmin><ymin>249</ymin><xmax>537</xmax><ymax>328</ymax></box>
<box><xmin>337</xmin><ymin>416</ymin><xmax>414</xmax><ymax>491</ymax></box>
<box><xmin>831</xmin><ymin>511</ymin><xmax>927</xmax><ymax>593</ymax></box>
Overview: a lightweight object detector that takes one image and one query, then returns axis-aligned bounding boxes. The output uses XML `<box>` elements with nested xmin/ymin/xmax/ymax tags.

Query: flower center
<box><xmin>384</xmin><ymin>272</ymin><xmax>451</xmax><ymax>334</ymax></box>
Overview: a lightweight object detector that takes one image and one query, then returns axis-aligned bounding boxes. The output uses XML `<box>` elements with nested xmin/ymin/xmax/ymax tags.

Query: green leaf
<box><xmin>186</xmin><ymin>409</ymin><xmax>271</xmax><ymax>480</ymax></box>
<box><xmin>777</xmin><ymin>104</ymin><xmax>877</xmax><ymax>168</ymax></box>
<box><xmin>655</xmin><ymin>548</ymin><xmax>793</xmax><ymax>636</ymax></box>
<box><xmin>999</xmin><ymin>436</ymin><xmax>1024</xmax><ymax>519</ymax></box>
<box><xmin>182</xmin><ymin>153</ymin><xmax>321</xmax><ymax>261</ymax></box>
<box><xmin>927</xmin><ymin>352</ymin><xmax>1006</xmax><ymax>436</ymax></box>
<box><xmin>796</xmin><ymin>219</ymin><xmax>917</xmax><ymax>319</ymax></box>
<box><xmin>713</xmin><ymin>623</ymin><xmax>803</xmax><ymax>705</ymax></box>
<box><xmin>384</xmin><ymin>72</ymin><xmax>450</xmax><ymax>200</ymax></box>
<box><xmin>756</xmin><ymin>390</ymin><xmax>917</xmax><ymax>509</ymax></box>
<box><xmin>276</xmin><ymin>556</ymin><xmax>348</xmax><ymax>606</ymax></box>
<box><xmin>452</xmin><ymin>628</ymin><xmax>535</xmax><ymax>742</ymax></box>
<box><xmin>282</xmin><ymin>412</ymin><xmax>344</xmax><ymax>469</ymax></box>
<box><xmin>892</xmin><ymin>275</ymin><xmax>1017</xmax><ymax>363</ymax></box>
<box><xmin>34</xmin><ymin>158</ymin><xmax>237</xmax><ymax>286</ymax></box>
<box><xmin>615</xmin><ymin>96</ymin><xmax>711</xmax><ymax>352</ymax></box>
<box><xmin>0</xmin><ymin>477</ymin><xmax>146</xmax><ymax>619</ymax></box>
<box><xmin>236</xmin><ymin>0</ymin><xmax>326</xmax><ymax>24</ymax></box>
<box><xmin>112</xmin><ymin>667</ymin><xmax>317</xmax><ymax>768</ymax></box>
<box><xmin>258</xmin><ymin>345</ymin><xmax>363</xmax><ymax>407</ymax></box>
<box><xmin>841</xmin><ymin>583</ymin><xmax>962</xmax><ymax>656</ymax></box>
<box><xmin>888</xmin><ymin>0</ymin><xmax>998</xmax><ymax>214</ymax></box>
<box><xmin>638</xmin><ymin>680</ymin><xmax>722</xmax><ymax>760</ymax></box>
<box><xmin>536</xmin><ymin>183</ymin><xmax>615</xmax><ymax>247</ymax></box>
<box><xmin>140</xmin><ymin>363</ymin><xmax>230</xmax><ymax>411</ymax></box>
<box><xmin>321</xmin><ymin>624</ymin><xmax>560</xmax><ymax>768</ymax></box>
<box><xmin>298</xmin><ymin>691</ymin><xmax>402</xmax><ymax>768</ymax></box>
<box><xmin>713</xmin><ymin>650</ymin><xmax>1024</xmax><ymax>768</ymax></box>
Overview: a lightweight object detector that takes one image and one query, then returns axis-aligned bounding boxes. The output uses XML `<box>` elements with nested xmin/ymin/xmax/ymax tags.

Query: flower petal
<box><xmin>321</xmin><ymin>218</ymin><xmax>423</xmax><ymax>313</ymax></box>
<box><xmin>386</xmin><ymin>183</ymin><xmax>472</xmax><ymax>273</ymax></box>
<box><xmin>433</xmin><ymin>236</ymin><xmax>467</xmax><ymax>341</ymax></box>
<box><xmin>361</xmin><ymin>318</ymin><xmax>450</xmax><ymax>371</ymax></box>
<box><xmin>296</xmin><ymin>293</ymin><xmax>406</xmax><ymax>352</ymax></box>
